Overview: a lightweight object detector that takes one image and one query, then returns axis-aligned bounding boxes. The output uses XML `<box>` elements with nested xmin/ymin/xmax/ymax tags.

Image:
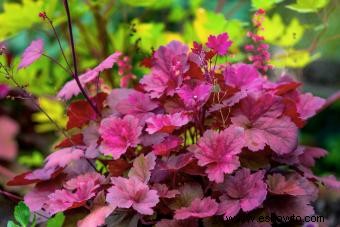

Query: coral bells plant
<box><xmin>3</xmin><ymin>6</ymin><xmax>340</xmax><ymax>227</ymax></box>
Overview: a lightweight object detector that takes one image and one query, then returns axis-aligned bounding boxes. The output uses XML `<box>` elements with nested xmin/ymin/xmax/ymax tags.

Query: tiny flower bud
<box><xmin>39</xmin><ymin>11</ymin><xmax>47</xmax><ymax>20</ymax></box>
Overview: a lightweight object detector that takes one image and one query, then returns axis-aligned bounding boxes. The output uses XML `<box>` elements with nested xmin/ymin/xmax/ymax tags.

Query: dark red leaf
<box><xmin>7</xmin><ymin>168</ymin><xmax>63</xmax><ymax>186</ymax></box>
<box><xmin>66</xmin><ymin>93</ymin><xmax>107</xmax><ymax>129</ymax></box>
<box><xmin>107</xmin><ymin>159</ymin><xmax>132</xmax><ymax>177</ymax></box>
<box><xmin>55</xmin><ymin>134</ymin><xmax>85</xmax><ymax>149</ymax></box>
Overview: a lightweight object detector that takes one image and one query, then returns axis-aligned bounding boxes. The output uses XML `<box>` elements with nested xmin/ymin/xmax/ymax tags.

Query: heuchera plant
<box><xmin>5</xmin><ymin>6</ymin><xmax>340</xmax><ymax>227</ymax></box>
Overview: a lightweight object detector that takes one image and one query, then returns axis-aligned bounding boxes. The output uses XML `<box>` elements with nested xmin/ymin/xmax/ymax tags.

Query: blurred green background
<box><xmin>0</xmin><ymin>0</ymin><xmax>339</xmax><ymax>224</ymax></box>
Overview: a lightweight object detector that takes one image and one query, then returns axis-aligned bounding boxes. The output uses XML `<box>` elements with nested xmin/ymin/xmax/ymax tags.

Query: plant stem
<box><xmin>41</xmin><ymin>53</ymin><xmax>70</xmax><ymax>74</ymax></box>
<box><xmin>63</xmin><ymin>0</ymin><xmax>101</xmax><ymax>116</ymax></box>
<box><xmin>46</xmin><ymin>16</ymin><xmax>74</xmax><ymax>74</ymax></box>
<box><xmin>0</xmin><ymin>63</ymin><xmax>71</xmax><ymax>140</ymax></box>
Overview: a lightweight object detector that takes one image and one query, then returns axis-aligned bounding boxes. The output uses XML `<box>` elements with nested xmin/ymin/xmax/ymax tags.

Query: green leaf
<box><xmin>258</xmin><ymin>14</ymin><xmax>285</xmax><ymax>42</ymax></box>
<box><xmin>251</xmin><ymin>0</ymin><xmax>283</xmax><ymax>10</ymax></box>
<box><xmin>31</xmin><ymin>97</ymin><xmax>66</xmax><ymax>133</ymax></box>
<box><xmin>192</xmin><ymin>8</ymin><xmax>246</xmax><ymax>44</ymax></box>
<box><xmin>270</xmin><ymin>49</ymin><xmax>319</xmax><ymax>68</ymax></box>
<box><xmin>7</xmin><ymin>221</ymin><xmax>20</xmax><ymax>227</ymax></box>
<box><xmin>277</xmin><ymin>18</ymin><xmax>304</xmax><ymax>47</ymax></box>
<box><xmin>14</xmin><ymin>202</ymin><xmax>30</xmax><ymax>227</ymax></box>
<box><xmin>286</xmin><ymin>0</ymin><xmax>329</xmax><ymax>13</ymax></box>
<box><xmin>259</xmin><ymin>14</ymin><xmax>304</xmax><ymax>47</ymax></box>
<box><xmin>0</xmin><ymin>0</ymin><xmax>43</xmax><ymax>40</ymax></box>
<box><xmin>46</xmin><ymin>213</ymin><xmax>65</xmax><ymax>227</ymax></box>
<box><xmin>18</xmin><ymin>151</ymin><xmax>44</xmax><ymax>168</ymax></box>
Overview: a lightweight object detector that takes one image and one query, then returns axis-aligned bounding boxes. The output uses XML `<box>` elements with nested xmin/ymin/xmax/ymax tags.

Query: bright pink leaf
<box><xmin>176</xmin><ymin>81</ymin><xmax>212</xmax><ymax>109</ymax></box>
<box><xmin>140</xmin><ymin>41</ymin><xmax>189</xmax><ymax>98</ymax></box>
<box><xmin>106</xmin><ymin>177</ymin><xmax>159</xmax><ymax>215</ymax></box>
<box><xmin>189</xmin><ymin>126</ymin><xmax>245</xmax><ymax>183</ymax></box>
<box><xmin>57</xmin><ymin>52</ymin><xmax>121</xmax><ymax>100</ymax></box>
<box><xmin>78</xmin><ymin>205</ymin><xmax>115</xmax><ymax>227</ymax></box>
<box><xmin>296</xmin><ymin>93</ymin><xmax>325</xmax><ymax>120</ymax></box>
<box><xmin>99</xmin><ymin>115</ymin><xmax>142</xmax><ymax>159</ymax></box>
<box><xmin>18</xmin><ymin>39</ymin><xmax>44</xmax><ymax>69</ymax></box>
<box><xmin>152</xmin><ymin>135</ymin><xmax>182</xmax><ymax>156</ymax></box>
<box><xmin>146</xmin><ymin>112</ymin><xmax>190</xmax><ymax>134</ymax></box>
<box><xmin>206</xmin><ymin>33</ymin><xmax>232</xmax><ymax>56</ymax></box>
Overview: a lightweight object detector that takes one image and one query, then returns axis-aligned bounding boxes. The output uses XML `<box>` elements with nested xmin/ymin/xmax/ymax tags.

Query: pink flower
<box><xmin>206</xmin><ymin>33</ymin><xmax>232</xmax><ymax>56</ymax></box>
<box><xmin>189</xmin><ymin>126</ymin><xmax>245</xmax><ymax>183</ymax></box>
<box><xmin>146</xmin><ymin>113</ymin><xmax>190</xmax><ymax>134</ymax></box>
<box><xmin>99</xmin><ymin>115</ymin><xmax>142</xmax><ymax>159</ymax></box>
<box><xmin>218</xmin><ymin>168</ymin><xmax>267</xmax><ymax>219</ymax></box>
<box><xmin>231</xmin><ymin>94</ymin><xmax>298</xmax><ymax>154</ymax></box>
<box><xmin>152</xmin><ymin>136</ymin><xmax>182</xmax><ymax>156</ymax></box>
<box><xmin>18</xmin><ymin>39</ymin><xmax>43</xmax><ymax>69</ymax></box>
<box><xmin>0</xmin><ymin>117</ymin><xmax>19</xmax><ymax>161</ymax></box>
<box><xmin>47</xmin><ymin>172</ymin><xmax>104</xmax><ymax>214</ymax></box>
<box><xmin>140</xmin><ymin>41</ymin><xmax>189</xmax><ymax>98</ymax></box>
<box><xmin>106</xmin><ymin>177</ymin><xmax>159</xmax><ymax>215</ymax></box>
<box><xmin>176</xmin><ymin>81</ymin><xmax>212</xmax><ymax>109</ymax></box>
<box><xmin>174</xmin><ymin>197</ymin><xmax>218</xmax><ymax>220</ymax></box>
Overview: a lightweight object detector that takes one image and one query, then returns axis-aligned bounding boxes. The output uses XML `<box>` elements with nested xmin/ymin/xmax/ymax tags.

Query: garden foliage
<box><xmin>4</xmin><ymin>7</ymin><xmax>340</xmax><ymax>226</ymax></box>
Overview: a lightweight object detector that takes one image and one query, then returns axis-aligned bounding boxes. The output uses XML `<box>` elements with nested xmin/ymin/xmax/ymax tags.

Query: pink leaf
<box><xmin>146</xmin><ymin>112</ymin><xmax>190</xmax><ymax>134</ymax></box>
<box><xmin>174</xmin><ymin>197</ymin><xmax>218</xmax><ymax>220</ymax></box>
<box><xmin>128</xmin><ymin>152</ymin><xmax>156</xmax><ymax>183</ymax></box>
<box><xmin>206</xmin><ymin>33</ymin><xmax>232</xmax><ymax>56</ymax></box>
<box><xmin>152</xmin><ymin>135</ymin><xmax>182</xmax><ymax>156</ymax></box>
<box><xmin>296</xmin><ymin>93</ymin><xmax>325</xmax><ymax>120</ymax></box>
<box><xmin>57</xmin><ymin>52</ymin><xmax>121</xmax><ymax>100</ymax></box>
<box><xmin>99</xmin><ymin>115</ymin><xmax>142</xmax><ymax>159</ymax></box>
<box><xmin>78</xmin><ymin>206</ymin><xmax>115</xmax><ymax>227</ymax></box>
<box><xmin>18</xmin><ymin>39</ymin><xmax>44</xmax><ymax>69</ymax></box>
<box><xmin>231</xmin><ymin>94</ymin><xmax>298</xmax><ymax>154</ymax></box>
<box><xmin>106</xmin><ymin>177</ymin><xmax>159</xmax><ymax>215</ymax></box>
<box><xmin>266</xmin><ymin>173</ymin><xmax>307</xmax><ymax>196</ymax></box>
<box><xmin>152</xmin><ymin>184</ymin><xmax>179</xmax><ymax>198</ymax></box>
<box><xmin>218</xmin><ymin>169</ymin><xmax>267</xmax><ymax>219</ymax></box>
<box><xmin>140</xmin><ymin>41</ymin><xmax>189</xmax><ymax>98</ymax></box>
<box><xmin>189</xmin><ymin>126</ymin><xmax>245</xmax><ymax>183</ymax></box>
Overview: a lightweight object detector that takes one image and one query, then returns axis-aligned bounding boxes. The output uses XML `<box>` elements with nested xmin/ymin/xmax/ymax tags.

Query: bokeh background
<box><xmin>0</xmin><ymin>0</ymin><xmax>339</xmax><ymax>226</ymax></box>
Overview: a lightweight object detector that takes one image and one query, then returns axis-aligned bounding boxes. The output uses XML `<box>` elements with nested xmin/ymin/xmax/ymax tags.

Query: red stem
<box><xmin>63</xmin><ymin>0</ymin><xmax>101</xmax><ymax>116</ymax></box>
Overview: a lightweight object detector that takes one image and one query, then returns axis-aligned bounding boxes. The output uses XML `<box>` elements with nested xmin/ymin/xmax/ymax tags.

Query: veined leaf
<box><xmin>14</xmin><ymin>202</ymin><xmax>30</xmax><ymax>227</ymax></box>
